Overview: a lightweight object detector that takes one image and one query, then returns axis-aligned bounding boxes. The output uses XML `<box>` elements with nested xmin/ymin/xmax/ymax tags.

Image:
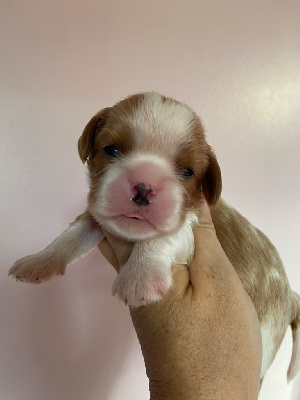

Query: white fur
<box><xmin>9</xmin><ymin>92</ymin><xmax>300</xmax><ymax>385</ymax></box>
<box><xmin>112</xmin><ymin>211</ymin><xmax>198</xmax><ymax>307</ymax></box>
<box><xmin>131</xmin><ymin>93</ymin><xmax>196</xmax><ymax>155</ymax></box>
<box><xmin>9</xmin><ymin>93</ymin><xmax>199</xmax><ymax>303</ymax></box>
<box><xmin>288</xmin><ymin>331</ymin><xmax>300</xmax><ymax>381</ymax></box>
<box><xmin>46</xmin><ymin>219</ymin><xmax>104</xmax><ymax>263</ymax></box>
<box><xmin>260</xmin><ymin>319</ymin><xmax>276</xmax><ymax>378</ymax></box>
<box><xmin>8</xmin><ymin>217</ymin><xmax>104</xmax><ymax>283</ymax></box>
<box><xmin>288</xmin><ymin>302</ymin><xmax>300</xmax><ymax>382</ymax></box>
<box><xmin>90</xmin><ymin>153</ymin><xmax>184</xmax><ymax>240</ymax></box>
<box><xmin>92</xmin><ymin>153</ymin><xmax>176</xmax><ymax>215</ymax></box>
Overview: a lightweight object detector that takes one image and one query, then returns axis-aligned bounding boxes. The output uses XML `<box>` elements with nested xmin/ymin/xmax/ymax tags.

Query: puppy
<box><xmin>8</xmin><ymin>92</ymin><xmax>300</xmax><ymax>382</ymax></box>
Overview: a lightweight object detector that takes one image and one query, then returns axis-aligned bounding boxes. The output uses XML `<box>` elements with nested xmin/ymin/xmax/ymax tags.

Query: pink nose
<box><xmin>131</xmin><ymin>183</ymin><xmax>153</xmax><ymax>206</ymax></box>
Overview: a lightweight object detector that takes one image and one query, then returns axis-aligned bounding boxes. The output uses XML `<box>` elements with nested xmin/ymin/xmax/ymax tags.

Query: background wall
<box><xmin>1</xmin><ymin>1</ymin><xmax>299</xmax><ymax>399</ymax></box>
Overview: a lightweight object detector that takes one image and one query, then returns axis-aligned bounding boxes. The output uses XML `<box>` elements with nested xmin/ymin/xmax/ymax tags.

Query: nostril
<box><xmin>131</xmin><ymin>183</ymin><xmax>153</xmax><ymax>206</ymax></box>
<box><xmin>134</xmin><ymin>183</ymin><xmax>153</xmax><ymax>194</ymax></box>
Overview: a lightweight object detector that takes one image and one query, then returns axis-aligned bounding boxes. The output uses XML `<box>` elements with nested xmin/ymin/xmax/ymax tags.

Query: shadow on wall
<box><xmin>1</xmin><ymin>249</ymin><xmax>134</xmax><ymax>400</ymax></box>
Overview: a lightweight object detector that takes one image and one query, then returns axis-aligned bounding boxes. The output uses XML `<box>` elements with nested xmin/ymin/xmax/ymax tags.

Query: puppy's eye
<box><xmin>182</xmin><ymin>168</ymin><xmax>194</xmax><ymax>178</ymax></box>
<box><xmin>103</xmin><ymin>145</ymin><xmax>118</xmax><ymax>157</ymax></box>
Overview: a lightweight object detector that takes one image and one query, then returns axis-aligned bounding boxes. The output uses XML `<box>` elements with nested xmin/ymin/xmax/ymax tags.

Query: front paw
<box><xmin>8</xmin><ymin>252</ymin><xmax>66</xmax><ymax>284</ymax></box>
<box><xmin>112</xmin><ymin>263</ymin><xmax>172</xmax><ymax>307</ymax></box>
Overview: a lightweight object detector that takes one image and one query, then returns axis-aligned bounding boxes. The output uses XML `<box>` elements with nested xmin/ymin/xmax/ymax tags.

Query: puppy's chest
<box><xmin>158</xmin><ymin>212</ymin><xmax>197</xmax><ymax>266</ymax></box>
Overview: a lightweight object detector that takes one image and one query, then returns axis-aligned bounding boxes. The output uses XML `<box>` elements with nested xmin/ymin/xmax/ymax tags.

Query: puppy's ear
<box><xmin>202</xmin><ymin>146</ymin><xmax>222</xmax><ymax>205</ymax></box>
<box><xmin>78</xmin><ymin>108</ymin><xmax>110</xmax><ymax>163</ymax></box>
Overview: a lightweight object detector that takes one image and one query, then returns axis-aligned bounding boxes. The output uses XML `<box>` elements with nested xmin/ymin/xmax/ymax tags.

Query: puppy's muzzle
<box><xmin>131</xmin><ymin>183</ymin><xmax>153</xmax><ymax>206</ymax></box>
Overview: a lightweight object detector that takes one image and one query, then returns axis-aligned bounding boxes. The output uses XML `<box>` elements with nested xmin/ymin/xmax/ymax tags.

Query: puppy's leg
<box><xmin>112</xmin><ymin>214</ymin><xmax>196</xmax><ymax>307</ymax></box>
<box><xmin>8</xmin><ymin>212</ymin><xmax>104</xmax><ymax>284</ymax></box>
<box><xmin>288</xmin><ymin>292</ymin><xmax>300</xmax><ymax>381</ymax></box>
<box><xmin>112</xmin><ymin>239</ymin><xmax>174</xmax><ymax>307</ymax></box>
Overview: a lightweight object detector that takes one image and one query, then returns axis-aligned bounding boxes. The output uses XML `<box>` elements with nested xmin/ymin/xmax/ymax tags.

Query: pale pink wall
<box><xmin>1</xmin><ymin>1</ymin><xmax>300</xmax><ymax>399</ymax></box>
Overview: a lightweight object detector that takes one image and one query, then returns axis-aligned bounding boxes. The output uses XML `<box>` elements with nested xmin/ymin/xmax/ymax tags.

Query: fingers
<box><xmin>98</xmin><ymin>231</ymin><xmax>134</xmax><ymax>272</ymax></box>
<box><xmin>168</xmin><ymin>265</ymin><xmax>190</xmax><ymax>297</ymax></box>
<box><xmin>98</xmin><ymin>199</ymin><xmax>233</xmax><ymax>303</ymax></box>
<box><xmin>196</xmin><ymin>198</ymin><xmax>214</xmax><ymax>226</ymax></box>
<box><xmin>189</xmin><ymin>200</ymin><xmax>233</xmax><ymax>292</ymax></box>
<box><xmin>98</xmin><ymin>238</ymin><xmax>120</xmax><ymax>271</ymax></box>
<box><xmin>106</xmin><ymin>232</ymin><xmax>134</xmax><ymax>268</ymax></box>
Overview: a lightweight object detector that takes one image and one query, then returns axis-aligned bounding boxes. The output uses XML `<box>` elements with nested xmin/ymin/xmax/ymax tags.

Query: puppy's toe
<box><xmin>8</xmin><ymin>253</ymin><xmax>66</xmax><ymax>284</ymax></box>
<box><xmin>113</xmin><ymin>269</ymin><xmax>173</xmax><ymax>308</ymax></box>
<box><xmin>153</xmin><ymin>273</ymin><xmax>172</xmax><ymax>296</ymax></box>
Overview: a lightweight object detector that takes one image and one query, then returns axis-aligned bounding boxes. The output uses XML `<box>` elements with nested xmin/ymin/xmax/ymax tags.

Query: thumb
<box><xmin>189</xmin><ymin>201</ymin><xmax>234</xmax><ymax>292</ymax></box>
<box><xmin>99</xmin><ymin>230</ymin><xmax>134</xmax><ymax>272</ymax></box>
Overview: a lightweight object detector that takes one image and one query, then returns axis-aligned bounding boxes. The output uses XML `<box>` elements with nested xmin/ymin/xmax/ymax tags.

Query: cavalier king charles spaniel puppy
<box><xmin>9</xmin><ymin>92</ymin><xmax>300</xmax><ymax>382</ymax></box>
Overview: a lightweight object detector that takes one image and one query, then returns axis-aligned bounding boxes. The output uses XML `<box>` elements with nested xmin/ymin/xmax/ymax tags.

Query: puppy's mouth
<box><xmin>123</xmin><ymin>213</ymin><xmax>147</xmax><ymax>221</ymax></box>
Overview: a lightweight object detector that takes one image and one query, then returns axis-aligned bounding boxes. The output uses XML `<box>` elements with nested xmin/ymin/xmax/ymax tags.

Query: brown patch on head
<box><xmin>78</xmin><ymin>95</ymin><xmax>145</xmax><ymax>207</ymax></box>
<box><xmin>201</xmin><ymin>146</ymin><xmax>222</xmax><ymax>205</ymax></box>
<box><xmin>78</xmin><ymin>108</ymin><xmax>111</xmax><ymax>163</ymax></box>
<box><xmin>173</xmin><ymin>115</ymin><xmax>222</xmax><ymax>209</ymax></box>
<box><xmin>173</xmin><ymin>116</ymin><xmax>207</xmax><ymax>208</ymax></box>
<box><xmin>79</xmin><ymin>92</ymin><xmax>222</xmax><ymax>213</ymax></box>
<box><xmin>78</xmin><ymin>94</ymin><xmax>144</xmax><ymax>165</ymax></box>
<box><xmin>92</xmin><ymin>94</ymin><xmax>143</xmax><ymax>159</ymax></box>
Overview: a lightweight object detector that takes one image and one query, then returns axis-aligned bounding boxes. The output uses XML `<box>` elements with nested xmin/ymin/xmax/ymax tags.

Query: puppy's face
<box><xmin>78</xmin><ymin>92</ymin><xmax>221</xmax><ymax>241</ymax></box>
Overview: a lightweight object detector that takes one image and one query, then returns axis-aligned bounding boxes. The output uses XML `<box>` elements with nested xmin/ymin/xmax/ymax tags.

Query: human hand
<box><xmin>98</xmin><ymin>201</ymin><xmax>262</xmax><ymax>400</ymax></box>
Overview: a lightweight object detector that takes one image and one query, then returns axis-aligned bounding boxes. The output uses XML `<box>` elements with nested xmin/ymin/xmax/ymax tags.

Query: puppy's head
<box><xmin>78</xmin><ymin>92</ymin><xmax>221</xmax><ymax>241</ymax></box>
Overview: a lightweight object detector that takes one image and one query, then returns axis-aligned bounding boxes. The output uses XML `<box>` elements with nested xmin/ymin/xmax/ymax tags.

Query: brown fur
<box><xmin>9</xmin><ymin>91</ymin><xmax>300</xmax><ymax>382</ymax></box>
<box><xmin>78</xmin><ymin>92</ymin><xmax>299</xmax><ymax>379</ymax></box>
<box><xmin>211</xmin><ymin>199</ymin><xmax>295</xmax><ymax>353</ymax></box>
<box><xmin>79</xmin><ymin>96</ymin><xmax>220</xmax><ymax>213</ymax></box>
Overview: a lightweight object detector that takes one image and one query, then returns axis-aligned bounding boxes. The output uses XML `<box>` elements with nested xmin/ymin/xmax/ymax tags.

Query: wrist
<box><xmin>149</xmin><ymin>380</ymin><xmax>257</xmax><ymax>400</ymax></box>
<box><xmin>149</xmin><ymin>381</ymin><xmax>199</xmax><ymax>400</ymax></box>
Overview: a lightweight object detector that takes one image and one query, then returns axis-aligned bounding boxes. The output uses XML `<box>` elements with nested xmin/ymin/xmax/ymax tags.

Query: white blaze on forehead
<box><xmin>130</xmin><ymin>92</ymin><xmax>196</xmax><ymax>153</ymax></box>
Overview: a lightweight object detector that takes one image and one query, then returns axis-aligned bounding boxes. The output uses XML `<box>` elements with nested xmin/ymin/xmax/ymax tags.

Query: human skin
<box><xmin>98</xmin><ymin>201</ymin><xmax>262</xmax><ymax>400</ymax></box>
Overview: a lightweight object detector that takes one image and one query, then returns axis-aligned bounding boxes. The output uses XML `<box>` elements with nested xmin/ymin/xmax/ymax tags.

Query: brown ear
<box><xmin>78</xmin><ymin>108</ymin><xmax>110</xmax><ymax>163</ymax></box>
<box><xmin>202</xmin><ymin>147</ymin><xmax>222</xmax><ymax>205</ymax></box>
